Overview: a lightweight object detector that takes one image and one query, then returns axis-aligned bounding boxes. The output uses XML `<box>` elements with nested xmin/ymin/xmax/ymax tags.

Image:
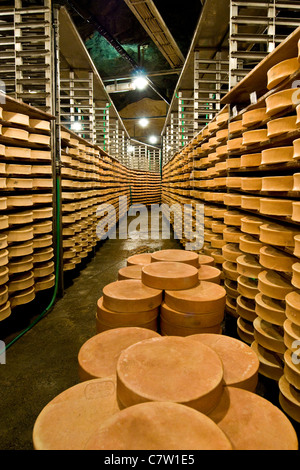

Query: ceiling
<box><xmin>57</xmin><ymin>0</ymin><xmax>203</xmax><ymax>144</ymax></box>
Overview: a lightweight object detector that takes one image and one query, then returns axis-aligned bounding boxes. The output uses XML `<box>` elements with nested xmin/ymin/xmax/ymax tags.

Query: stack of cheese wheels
<box><xmin>0</xmin><ymin>223</ymin><xmax>10</xmax><ymax>321</ymax></box>
<box><xmin>84</xmin><ymin>401</ymin><xmax>233</xmax><ymax>450</ymax></box>
<box><xmin>208</xmin><ymin>386</ymin><xmax>298</xmax><ymax>450</ymax></box>
<box><xmin>209</xmin><ymin>206</ymin><xmax>226</xmax><ymax>270</ymax></box>
<box><xmin>248</xmin><ymin>221</ymin><xmax>298</xmax><ymax>382</ymax></box>
<box><xmin>160</xmin><ymin>280</ymin><xmax>226</xmax><ymax>336</ymax></box>
<box><xmin>78</xmin><ymin>327</ymin><xmax>160</xmax><ymax>381</ymax></box>
<box><xmin>280</xmin><ymin>278</ymin><xmax>300</xmax><ymax>423</ymax></box>
<box><xmin>32</xmin><ymin>375</ymin><xmax>121</xmax><ymax>450</ymax></box>
<box><xmin>222</xmin><ymin>211</ymin><xmax>244</xmax><ymax>321</ymax></box>
<box><xmin>116</xmin><ymin>335</ymin><xmax>224</xmax><ymax>414</ymax></box>
<box><xmin>187</xmin><ymin>333</ymin><xmax>260</xmax><ymax>392</ymax></box>
<box><xmin>96</xmin><ymin>280</ymin><xmax>163</xmax><ymax>332</ymax></box>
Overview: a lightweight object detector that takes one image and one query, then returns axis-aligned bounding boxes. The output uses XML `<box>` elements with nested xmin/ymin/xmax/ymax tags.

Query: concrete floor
<box><xmin>0</xmin><ymin>213</ymin><xmax>299</xmax><ymax>450</ymax></box>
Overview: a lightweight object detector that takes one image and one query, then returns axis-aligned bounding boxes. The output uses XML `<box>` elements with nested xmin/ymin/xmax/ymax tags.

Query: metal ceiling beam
<box><xmin>123</xmin><ymin>0</ymin><xmax>185</xmax><ymax>68</ymax></box>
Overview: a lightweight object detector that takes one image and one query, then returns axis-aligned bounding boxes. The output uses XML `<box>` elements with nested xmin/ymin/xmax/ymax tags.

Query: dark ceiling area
<box><xmin>58</xmin><ymin>0</ymin><xmax>202</xmax><ymax>111</ymax></box>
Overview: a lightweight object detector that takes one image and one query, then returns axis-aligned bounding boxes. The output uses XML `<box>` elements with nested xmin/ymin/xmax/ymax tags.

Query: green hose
<box><xmin>0</xmin><ymin>176</ymin><xmax>61</xmax><ymax>355</ymax></box>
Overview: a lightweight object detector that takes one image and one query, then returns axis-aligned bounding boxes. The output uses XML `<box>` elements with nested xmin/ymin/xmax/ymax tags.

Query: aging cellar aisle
<box><xmin>0</xmin><ymin>214</ymin><xmax>182</xmax><ymax>451</ymax></box>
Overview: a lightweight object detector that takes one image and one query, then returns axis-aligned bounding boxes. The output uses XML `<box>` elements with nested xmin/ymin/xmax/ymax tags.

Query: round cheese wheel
<box><xmin>150</xmin><ymin>249</ymin><xmax>199</xmax><ymax>267</ymax></box>
<box><xmin>279</xmin><ymin>375</ymin><xmax>300</xmax><ymax>424</ymax></box>
<box><xmin>284</xmin><ymin>319</ymin><xmax>300</xmax><ymax>351</ymax></box>
<box><xmin>10</xmin><ymin>286</ymin><xmax>35</xmax><ymax>308</ymax></box>
<box><xmin>237</xmin><ymin>275</ymin><xmax>259</xmax><ymax>299</ymax></box>
<box><xmin>241</xmin><ymin>216</ymin><xmax>263</xmax><ymax>235</ymax></box>
<box><xmin>96</xmin><ymin>297</ymin><xmax>158</xmax><ymax>330</ymax></box>
<box><xmin>292</xmin><ymin>201</ymin><xmax>300</xmax><ymax>222</ymax></box>
<box><xmin>224</xmin><ymin>279</ymin><xmax>238</xmax><ymax>299</ymax></box>
<box><xmin>127</xmin><ymin>253</ymin><xmax>152</xmax><ymax>266</ymax></box>
<box><xmin>222</xmin><ymin>260</ymin><xmax>239</xmax><ymax>281</ymax></box>
<box><xmin>242</xmin><ymin>107</ymin><xmax>268</xmax><ymax>128</ymax></box>
<box><xmin>237</xmin><ymin>317</ymin><xmax>254</xmax><ymax>344</ymax></box>
<box><xmin>255</xmin><ymin>293</ymin><xmax>286</xmax><ymax>326</ymax></box>
<box><xmin>227</xmin><ymin>137</ymin><xmax>244</xmax><ymax>151</ymax></box>
<box><xmin>102</xmin><ymin>280</ymin><xmax>162</xmax><ymax>313</ymax></box>
<box><xmin>164</xmin><ymin>281</ymin><xmax>226</xmax><ymax>314</ymax></box>
<box><xmin>284</xmin><ymin>349</ymin><xmax>300</xmax><ymax>390</ymax></box>
<box><xmin>223</xmin><ymin>193</ymin><xmax>241</xmax><ymax>206</ymax></box>
<box><xmin>84</xmin><ymin>401</ymin><xmax>232</xmax><ymax>450</ymax></box>
<box><xmin>286</xmin><ymin>291</ymin><xmax>300</xmax><ymax>326</ymax></box>
<box><xmin>261</xmin><ymin>146</ymin><xmax>294</xmax><ymax>164</ymax></box>
<box><xmin>267</xmin><ymin>57</ymin><xmax>299</xmax><ymax>90</ymax></box>
<box><xmin>240</xmin><ymin>153</ymin><xmax>261</xmax><ymax>167</ymax></box>
<box><xmin>160</xmin><ymin>301</ymin><xmax>223</xmax><ymax>329</ymax></box>
<box><xmin>259</xmin><ymin>245</ymin><xmax>296</xmax><ymax>272</ymax></box>
<box><xmin>0</xmin><ymin>300</ymin><xmax>11</xmax><ymax>321</ymax></box>
<box><xmin>241</xmin><ymin>177</ymin><xmax>262</xmax><ymax>191</ymax></box>
<box><xmin>242</xmin><ymin>129</ymin><xmax>268</xmax><ymax>146</ymax></box>
<box><xmin>239</xmin><ymin>234</ymin><xmax>263</xmax><ymax>254</ymax></box>
<box><xmin>208</xmin><ymin>386</ymin><xmax>298</xmax><ymax>449</ymax></box>
<box><xmin>116</xmin><ymin>336</ymin><xmax>224</xmax><ymax>414</ymax></box>
<box><xmin>293</xmin><ymin>137</ymin><xmax>300</xmax><ymax>159</ymax></box>
<box><xmin>118</xmin><ymin>265</ymin><xmax>143</xmax><ymax>280</ymax></box>
<box><xmin>188</xmin><ymin>333</ymin><xmax>259</xmax><ymax>391</ymax></box>
<box><xmin>292</xmin><ymin>262</ymin><xmax>300</xmax><ymax>289</ymax></box>
<box><xmin>160</xmin><ymin>316</ymin><xmax>222</xmax><ymax>337</ymax></box>
<box><xmin>222</xmin><ymin>244</ymin><xmax>242</xmax><ymax>262</ymax></box>
<box><xmin>236</xmin><ymin>295</ymin><xmax>256</xmax><ymax>322</ymax></box>
<box><xmin>266</xmin><ymin>88</ymin><xmax>298</xmax><ymax>116</ymax></box>
<box><xmin>253</xmin><ymin>316</ymin><xmax>285</xmax><ymax>354</ymax></box>
<box><xmin>261</xmin><ymin>175</ymin><xmax>293</xmax><ymax>192</ymax></box>
<box><xmin>236</xmin><ymin>254</ymin><xmax>262</xmax><ymax>278</ymax></box>
<box><xmin>259</xmin><ymin>223</ymin><xmax>298</xmax><ymax>246</ymax></box>
<box><xmin>267</xmin><ymin>115</ymin><xmax>297</xmax><ymax>138</ymax></box>
<box><xmin>251</xmin><ymin>340</ymin><xmax>284</xmax><ymax>381</ymax></box>
<box><xmin>78</xmin><ymin>327</ymin><xmax>160</xmax><ymax>381</ymax></box>
<box><xmin>229</xmin><ymin>120</ymin><xmax>245</xmax><ymax>135</ymax></box>
<box><xmin>223</xmin><ymin>227</ymin><xmax>242</xmax><ymax>243</ymax></box>
<box><xmin>258</xmin><ymin>270</ymin><xmax>293</xmax><ymax>300</ymax></box>
<box><xmin>32</xmin><ymin>376</ymin><xmax>120</xmax><ymax>450</ymax></box>
<box><xmin>141</xmin><ymin>262</ymin><xmax>199</xmax><ymax>290</ymax></box>
<box><xmin>198</xmin><ymin>265</ymin><xmax>221</xmax><ymax>284</ymax></box>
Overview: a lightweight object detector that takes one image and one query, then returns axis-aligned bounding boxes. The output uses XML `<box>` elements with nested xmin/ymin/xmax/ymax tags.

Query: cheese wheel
<box><xmin>267</xmin><ymin>57</ymin><xmax>299</xmax><ymax>90</ymax></box>
<box><xmin>284</xmin><ymin>349</ymin><xmax>300</xmax><ymax>390</ymax></box>
<box><xmin>237</xmin><ymin>275</ymin><xmax>259</xmax><ymax>299</ymax></box>
<box><xmin>150</xmin><ymin>249</ymin><xmax>199</xmax><ymax>267</ymax></box>
<box><xmin>259</xmin><ymin>223</ymin><xmax>298</xmax><ymax>246</ymax></box>
<box><xmin>255</xmin><ymin>293</ymin><xmax>286</xmax><ymax>326</ymax></box>
<box><xmin>262</xmin><ymin>175</ymin><xmax>293</xmax><ymax>192</ymax></box>
<box><xmin>237</xmin><ymin>317</ymin><xmax>254</xmax><ymax>344</ymax></box>
<box><xmin>222</xmin><ymin>244</ymin><xmax>242</xmax><ymax>262</ymax></box>
<box><xmin>286</xmin><ymin>291</ymin><xmax>300</xmax><ymax>327</ymax></box>
<box><xmin>223</xmin><ymin>227</ymin><xmax>242</xmax><ymax>243</ymax></box>
<box><xmin>78</xmin><ymin>327</ymin><xmax>160</xmax><ymax>381</ymax></box>
<box><xmin>254</xmin><ymin>316</ymin><xmax>285</xmax><ymax>355</ymax></box>
<box><xmin>8</xmin><ymin>241</ymin><xmax>33</xmax><ymax>258</ymax></box>
<box><xmin>242</xmin><ymin>107</ymin><xmax>268</xmax><ymax>128</ymax></box>
<box><xmin>118</xmin><ymin>265</ymin><xmax>143</xmax><ymax>280</ymax></box>
<box><xmin>292</xmin><ymin>262</ymin><xmax>300</xmax><ymax>289</ymax></box>
<box><xmin>188</xmin><ymin>334</ymin><xmax>259</xmax><ymax>392</ymax></box>
<box><xmin>141</xmin><ymin>262</ymin><xmax>199</xmax><ymax>290</ymax></box>
<box><xmin>164</xmin><ymin>281</ymin><xmax>226</xmax><ymax>314</ymax></box>
<box><xmin>96</xmin><ymin>297</ymin><xmax>158</xmax><ymax>330</ymax></box>
<box><xmin>224</xmin><ymin>279</ymin><xmax>238</xmax><ymax>299</ymax></box>
<box><xmin>116</xmin><ymin>336</ymin><xmax>224</xmax><ymax>414</ymax></box>
<box><xmin>102</xmin><ymin>280</ymin><xmax>162</xmax><ymax>312</ymax></box>
<box><xmin>293</xmin><ymin>137</ymin><xmax>300</xmax><ymax>159</ymax></box>
<box><xmin>239</xmin><ymin>234</ymin><xmax>263</xmax><ymax>254</ymax></box>
<box><xmin>32</xmin><ymin>376</ymin><xmax>120</xmax><ymax>450</ymax></box>
<box><xmin>2</xmin><ymin>127</ymin><xmax>29</xmax><ymax>141</ymax></box>
<box><xmin>259</xmin><ymin>245</ymin><xmax>296</xmax><ymax>272</ymax></box>
<box><xmin>9</xmin><ymin>286</ymin><xmax>35</xmax><ymax>308</ymax></box>
<box><xmin>160</xmin><ymin>317</ymin><xmax>222</xmax><ymax>337</ymax></box>
<box><xmin>229</xmin><ymin>120</ymin><xmax>245</xmax><ymax>135</ymax></box>
<box><xmin>266</xmin><ymin>88</ymin><xmax>298</xmax><ymax>116</ymax></box>
<box><xmin>240</xmin><ymin>153</ymin><xmax>261</xmax><ymax>167</ymax></box>
<box><xmin>222</xmin><ymin>260</ymin><xmax>239</xmax><ymax>281</ymax></box>
<box><xmin>198</xmin><ymin>254</ymin><xmax>214</xmax><ymax>266</ymax></box>
<box><xmin>241</xmin><ymin>177</ymin><xmax>262</xmax><ymax>191</ymax></box>
<box><xmin>251</xmin><ymin>340</ymin><xmax>284</xmax><ymax>381</ymax></box>
<box><xmin>236</xmin><ymin>254</ymin><xmax>262</xmax><ymax>278</ymax></box>
<box><xmin>227</xmin><ymin>137</ymin><xmax>244</xmax><ymax>151</ymax></box>
<box><xmin>279</xmin><ymin>375</ymin><xmax>300</xmax><ymax>424</ymax></box>
<box><xmin>160</xmin><ymin>301</ymin><xmax>223</xmax><ymax>329</ymax></box>
<box><xmin>127</xmin><ymin>253</ymin><xmax>152</xmax><ymax>266</ymax></box>
<box><xmin>208</xmin><ymin>386</ymin><xmax>298</xmax><ymax>449</ymax></box>
<box><xmin>198</xmin><ymin>265</ymin><xmax>221</xmax><ymax>284</ymax></box>
<box><xmin>267</xmin><ymin>115</ymin><xmax>297</xmax><ymax>138</ymax></box>
<box><xmin>236</xmin><ymin>295</ymin><xmax>257</xmax><ymax>322</ymax></box>
<box><xmin>84</xmin><ymin>401</ymin><xmax>232</xmax><ymax>450</ymax></box>
<box><xmin>0</xmin><ymin>300</ymin><xmax>11</xmax><ymax>321</ymax></box>
<box><xmin>260</xmin><ymin>198</ymin><xmax>293</xmax><ymax>216</ymax></box>
<box><xmin>242</xmin><ymin>129</ymin><xmax>268</xmax><ymax>146</ymax></box>
<box><xmin>261</xmin><ymin>146</ymin><xmax>294</xmax><ymax>164</ymax></box>
<box><xmin>284</xmin><ymin>319</ymin><xmax>300</xmax><ymax>352</ymax></box>
<box><xmin>258</xmin><ymin>270</ymin><xmax>293</xmax><ymax>300</ymax></box>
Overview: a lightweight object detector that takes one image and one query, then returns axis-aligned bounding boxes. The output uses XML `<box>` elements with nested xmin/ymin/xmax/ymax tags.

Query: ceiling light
<box><xmin>138</xmin><ymin>118</ymin><xmax>149</xmax><ymax>128</ymax></box>
<box><xmin>149</xmin><ymin>135</ymin><xmax>158</xmax><ymax>144</ymax></box>
<box><xmin>128</xmin><ymin>145</ymin><xmax>135</xmax><ymax>153</ymax></box>
<box><xmin>132</xmin><ymin>75</ymin><xmax>148</xmax><ymax>90</ymax></box>
<box><xmin>71</xmin><ymin>121</ymin><xmax>82</xmax><ymax>132</ymax></box>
